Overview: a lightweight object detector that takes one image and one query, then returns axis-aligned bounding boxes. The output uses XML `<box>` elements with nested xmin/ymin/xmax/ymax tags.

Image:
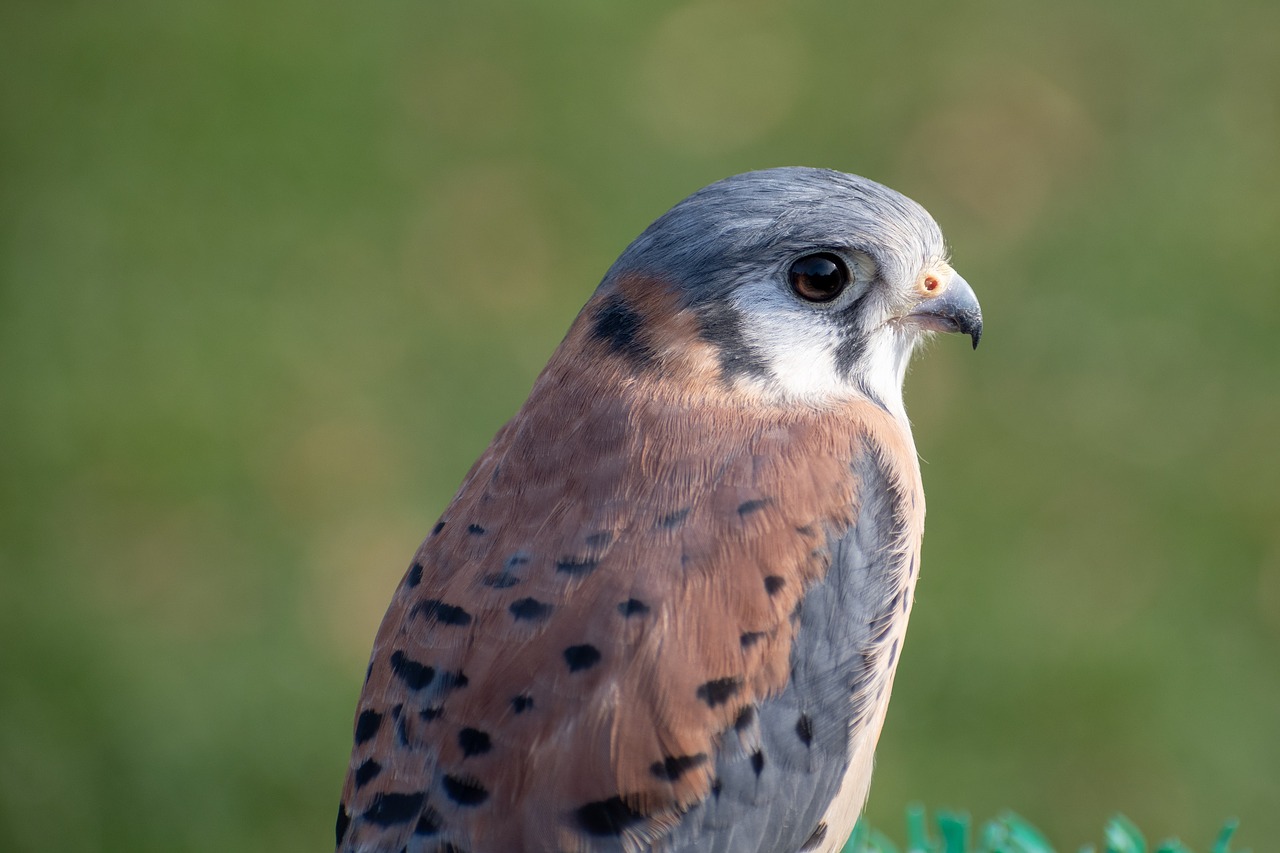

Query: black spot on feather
<box><xmin>441</xmin><ymin>670</ymin><xmax>469</xmax><ymax>690</ymax></box>
<box><xmin>458</xmin><ymin>728</ymin><xmax>491</xmax><ymax>757</ymax></box>
<box><xmin>362</xmin><ymin>791</ymin><xmax>425</xmax><ymax>826</ymax></box>
<box><xmin>618</xmin><ymin>598</ymin><xmax>650</xmax><ymax>617</ymax></box>
<box><xmin>414</xmin><ymin>599</ymin><xmax>472</xmax><ymax>627</ymax></box>
<box><xmin>390</xmin><ymin>651</ymin><xmax>435</xmax><ymax>690</ymax></box>
<box><xmin>764</xmin><ymin>575</ymin><xmax>785</xmax><ymax>596</ymax></box>
<box><xmin>584</xmin><ymin>530</ymin><xmax>613</xmax><ymax>548</ymax></box>
<box><xmin>336</xmin><ymin>803</ymin><xmax>351</xmax><ymax>845</ymax></box>
<box><xmin>576</xmin><ymin>796</ymin><xmax>647</xmax><ymax>836</ymax></box>
<box><xmin>650</xmin><ymin>753</ymin><xmax>708</xmax><ymax>781</ymax></box>
<box><xmin>442</xmin><ymin>774</ymin><xmax>489</xmax><ymax>806</ymax></box>
<box><xmin>509</xmin><ymin>597</ymin><xmax>553</xmax><ymax>621</ymax></box>
<box><xmin>696</xmin><ymin>677</ymin><xmax>741</xmax><ymax>708</ymax></box>
<box><xmin>556</xmin><ymin>556</ymin><xmax>599</xmax><ymax>575</ymax></box>
<box><xmin>564</xmin><ymin>644</ymin><xmax>602</xmax><ymax>672</ymax></box>
<box><xmin>406</xmin><ymin>562</ymin><xmax>423</xmax><ymax>587</ymax></box>
<box><xmin>658</xmin><ymin>507</ymin><xmax>690</xmax><ymax>528</ymax></box>
<box><xmin>413</xmin><ymin>806</ymin><xmax>443</xmax><ymax>836</ymax></box>
<box><xmin>737</xmin><ymin>498</ymin><xmax>770</xmax><ymax>516</ymax></box>
<box><xmin>355</xmin><ymin>758</ymin><xmax>382</xmax><ymax>788</ymax></box>
<box><xmin>796</xmin><ymin>714</ymin><xmax>813</xmax><ymax>746</ymax></box>
<box><xmin>355</xmin><ymin>709</ymin><xmax>383</xmax><ymax>745</ymax></box>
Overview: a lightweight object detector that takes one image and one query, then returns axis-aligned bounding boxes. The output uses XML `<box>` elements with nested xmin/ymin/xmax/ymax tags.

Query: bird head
<box><xmin>598</xmin><ymin>167</ymin><xmax>981</xmax><ymax>418</ymax></box>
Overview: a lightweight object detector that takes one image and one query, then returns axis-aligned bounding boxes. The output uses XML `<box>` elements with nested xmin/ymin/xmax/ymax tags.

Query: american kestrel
<box><xmin>336</xmin><ymin>167</ymin><xmax>982</xmax><ymax>853</ymax></box>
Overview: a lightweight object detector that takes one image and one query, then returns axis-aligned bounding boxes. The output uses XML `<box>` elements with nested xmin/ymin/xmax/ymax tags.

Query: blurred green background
<box><xmin>2</xmin><ymin>1</ymin><xmax>1277</xmax><ymax>851</ymax></box>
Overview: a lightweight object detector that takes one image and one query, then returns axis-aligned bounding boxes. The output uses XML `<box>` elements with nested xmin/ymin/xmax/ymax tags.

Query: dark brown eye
<box><xmin>788</xmin><ymin>252</ymin><xmax>849</xmax><ymax>303</ymax></box>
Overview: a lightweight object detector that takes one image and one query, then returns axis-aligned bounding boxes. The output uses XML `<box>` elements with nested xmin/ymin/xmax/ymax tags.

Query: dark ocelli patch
<box><xmin>564</xmin><ymin>644</ymin><xmax>602</xmax><ymax>672</ymax></box>
<box><xmin>591</xmin><ymin>294</ymin><xmax>655</xmax><ymax>366</ymax></box>
<box><xmin>390</xmin><ymin>651</ymin><xmax>435</xmax><ymax>691</ymax></box>
<box><xmin>696</xmin><ymin>677</ymin><xmax>742</xmax><ymax>708</ymax></box>
<box><xmin>414</xmin><ymin>806</ymin><xmax>443</xmax><ymax>836</ymax></box>
<box><xmin>733</xmin><ymin>705</ymin><xmax>755</xmax><ymax>732</ymax></box>
<box><xmin>511</xmin><ymin>694</ymin><xmax>534</xmax><ymax>713</ymax></box>
<box><xmin>391</xmin><ymin>704</ymin><xmax>403</xmax><ymax>719</ymax></box>
<box><xmin>406</xmin><ymin>562</ymin><xmax>423</xmax><ymax>587</ymax></box>
<box><xmin>466</xmin><ymin>524</ymin><xmax>487</xmax><ymax>536</ymax></box>
<box><xmin>362</xmin><ymin>791</ymin><xmax>426</xmax><ymax>826</ymax></box>
<box><xmin>887</xmin><ymin>638</ymin><xmax>899</xmax><ymax>666</ymax></box>
<box><xmin>737</xmin><ymin>498</ymin><xmax>771</xmax><ymax>516</ymax></box>
<box><xmin>576</xmin><ymin>795</ymin><xmax>648</xmax><ymax>836</ymax></box>
<box><xmin>458</xmin><ymin>727</ymin><xmax>492</xmax><ymax>757</ymax></box>
<box><xmin>556</xmin><ymin>556</ymin><xmax>599</xmax><ymax>575</ymax></box>
<box><xmin>739</xmin><ymin>630</ymin><xmax>766</xmax><ymax>648</ymax></box>
<box><xmin>657</xmin><ymin>507</ymin><xmax>690</xmax><ymax>529</ymax></box>
<box><xmin>617</xmin><ymin>598</ymin><xmax>650</xmax><ymax>617</ymax></box>
<box><xmin>414</xmin><ymin>599</ymin><xmax>473</xmax><ymax>627</ymax></box>
<box><xmin>799</xmin><ymin>822</ymin><xmax>829</xmax><ymax>851</ymax></box>
<box><xmin>795</xmin><ymin>525</ymin><xmax>816</xmax><ymax>537</ymax></box>
<box><xmin>336</xmin><ymin>803</ymin><xmax>351</xmax><ymax>845</ymax></box>
<box><xmin>764</xmin><ymin>575</ymin><xmax>786</xmax><ymax>596</ymax></box>
<box><xmin>509</xmin><ymin>597</ymin><xmax>553</xmax><ymax>621</ymax></box>
<box><xmin>441</xmin><ymin>774</ymin><xmax>489</xmax><ymax>807</ymax></box>
<box><xmin>750</xmin><ymin>750</ymin><xmax>765</xmax><ymax>776</ymax></box>
<box><xmin>355</xmin><ymin>758</ymin><xmax>382</xmax><ymax>788</ymax></box>
<box><xmin>795</xmin><ymin>714</ymin><xmax>813</xmax><ymax>746</ymax></box>
<box><xmin>650</xmin><ymin>752</ymin><xmax>708</xmax><ymax>781</ymax></box>
<box><xmin>431</xmin><ymin>522</ymin><xmax>446</xmax><ymax>536</ymax></box>
<box><xmin>711</xmin><ymin>778</ymin><xmax>722</xmax><ymax>799</ymax></box>
<box><xmin>420</xmin><ymin>706</ymin><xmax>443</xmax><ymax>722</ymax></box>
<box><xmin>355</xmin><ymin>709</ymin><xmax>383</xmax><ymax>745</ymax></box>
<box><xmin>482</xmin><ymin>572</ymin><xmax>520</xmax><ymax>588</ymax></box>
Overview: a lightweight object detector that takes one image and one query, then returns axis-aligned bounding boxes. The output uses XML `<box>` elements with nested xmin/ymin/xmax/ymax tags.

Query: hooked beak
<box><xmin>907</xmin><ymin>270</ymin><xmax>983</xmax><ymax>349</ymax></box>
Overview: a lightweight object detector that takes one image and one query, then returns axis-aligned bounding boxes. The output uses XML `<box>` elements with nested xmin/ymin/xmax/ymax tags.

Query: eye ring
<box><xmin>788</xmin><ymin>252</ymin><xmax>850</xmax><ymax>303</ymax></box>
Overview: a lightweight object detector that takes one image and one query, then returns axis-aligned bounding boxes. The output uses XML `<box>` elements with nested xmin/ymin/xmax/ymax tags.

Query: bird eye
<box><xmin>788</xmin><ymin>253</ymin><xmax>849</xmax><ymax>303</ymax></box>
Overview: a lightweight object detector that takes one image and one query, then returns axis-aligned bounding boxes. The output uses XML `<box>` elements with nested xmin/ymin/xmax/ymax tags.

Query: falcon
<box><xmin>336</xmin><ymin>167</ymin><xmax>982</xmax><ymax>853</ymax></box>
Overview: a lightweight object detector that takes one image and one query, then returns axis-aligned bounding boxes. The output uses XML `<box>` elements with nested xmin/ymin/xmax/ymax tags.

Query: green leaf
<box><xmin>1105</xmin><ymin>814</ymin><xmax>1147</xmax><ymax>853</ymax></box>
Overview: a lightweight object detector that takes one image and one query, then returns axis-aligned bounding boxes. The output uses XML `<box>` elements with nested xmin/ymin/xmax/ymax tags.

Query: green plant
<box><xmin>843</xmin><ymin>806</ymin><xmax>1245</xmax><ymax>853</ymax></box>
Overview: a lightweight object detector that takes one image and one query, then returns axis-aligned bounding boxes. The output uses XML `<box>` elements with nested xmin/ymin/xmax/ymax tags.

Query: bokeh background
<box><xmin>3</xmin><ymin>1</ymin><xmax>1278</xmax><ymax>851</ymax></box>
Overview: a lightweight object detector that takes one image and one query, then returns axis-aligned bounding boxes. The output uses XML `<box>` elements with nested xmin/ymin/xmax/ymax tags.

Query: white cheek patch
<box><xmin>850</xmin><ymin>325</ymin><xmax>919</xmax><ymax>423</ymax></box>
<box><xmin>728</xmin><ymin>283</ymin><xmax>849</xmax><ymax>401</ymax></box>
<box><xmin>727</xmin><ymin>281</ymin><xmax>920</xmax><ymax>420</ymax></box>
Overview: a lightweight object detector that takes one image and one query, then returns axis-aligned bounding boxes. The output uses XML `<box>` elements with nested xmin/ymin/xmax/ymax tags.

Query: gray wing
<box><xmin>659</xmin><ymin>445</ymin><xmax>918</xmax><ymax>853</ymax></box>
